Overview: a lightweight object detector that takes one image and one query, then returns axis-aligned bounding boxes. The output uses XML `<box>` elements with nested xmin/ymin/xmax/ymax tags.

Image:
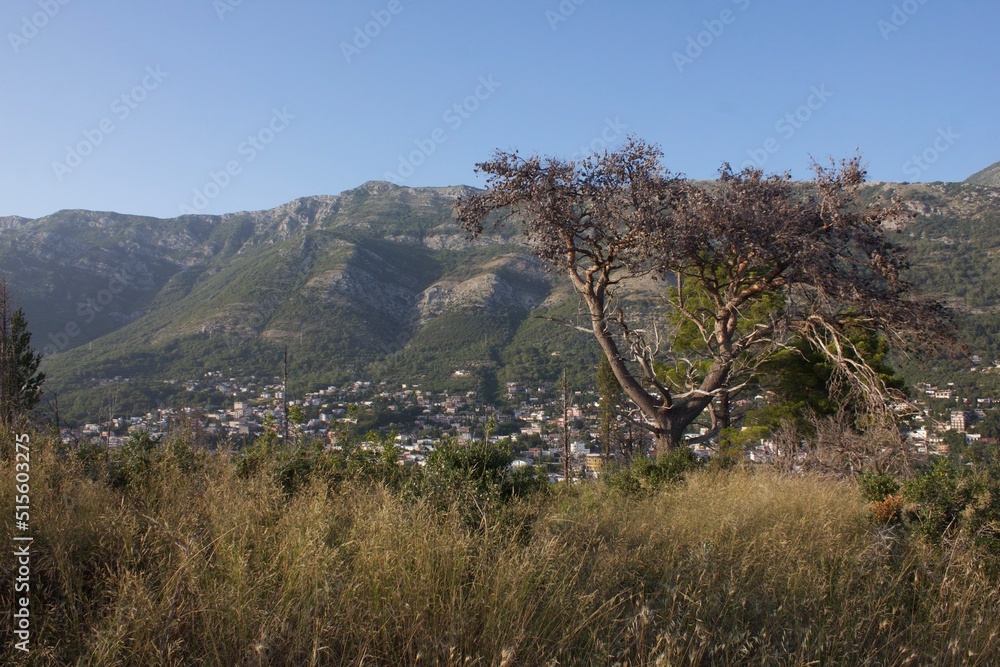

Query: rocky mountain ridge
<box><xmin>965</xmin><ymin>160</ymin><xmax>1000</xmax><ymax>188</ymax></box>
<box><xmin>2</xmin><ymin>177</ymin><xmax>999</xmax><ymax>421</ymax></box>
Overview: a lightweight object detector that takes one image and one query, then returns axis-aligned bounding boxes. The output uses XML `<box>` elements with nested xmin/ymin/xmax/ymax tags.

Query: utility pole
<box><xmin>282</xmin><ymin>345</ymin><xmax>289</xmax><ymax>445</ymax></box>
<box><xmin>563</xmin><ymin>368</ymin><xmax>570</xmax><ymax>484</ymax></box>
<box><xmin>47</xmin><ymin>391</ymin><xmax>60</xmax><ymax>439</ymax></box>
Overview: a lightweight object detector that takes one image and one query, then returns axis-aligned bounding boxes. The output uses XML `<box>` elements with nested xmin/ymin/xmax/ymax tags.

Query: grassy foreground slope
<box><xmin>1</xmin><ymin>432</ymin><xmax>998</xmax><ymax>666</ymax></box>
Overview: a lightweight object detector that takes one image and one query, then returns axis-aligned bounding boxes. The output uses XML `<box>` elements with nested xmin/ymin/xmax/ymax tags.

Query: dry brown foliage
<box><xmin>456</xmin><ymin>138</ymin><xmax>953</xmax><ymax>452</ymax></box>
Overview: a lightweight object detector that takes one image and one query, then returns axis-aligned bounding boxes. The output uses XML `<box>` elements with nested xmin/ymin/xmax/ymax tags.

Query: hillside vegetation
<box><xmin>4</xmin><ymin>179</ymin><xmax>1000</xmax><ymax>422</ymax></box>
<box><xmin>2</xmin><ymin>426</ymin><xmax>998</xmax><ymax>666</ymax></box>
<box><xmin>965</xmin><ymin>161</ymin><xmax>1000</xmax><ymax>188</ymax></box>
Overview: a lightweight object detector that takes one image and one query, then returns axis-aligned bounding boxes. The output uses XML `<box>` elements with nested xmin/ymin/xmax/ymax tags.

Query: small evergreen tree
<box><xmin>0</xmin><ymin>276</ymin><xmax>44</xmax><ymax>426</ymax></box>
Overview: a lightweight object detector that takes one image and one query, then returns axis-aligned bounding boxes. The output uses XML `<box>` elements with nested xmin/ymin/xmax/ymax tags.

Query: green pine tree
<box><xmin>1</xmin><ymin>276</ymin><xmax>45</xmax><ymax>425</ymax></box>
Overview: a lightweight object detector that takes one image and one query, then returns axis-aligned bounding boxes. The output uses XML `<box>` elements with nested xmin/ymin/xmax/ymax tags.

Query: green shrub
<box><xmin>162</xmin><ymin>435</ymin><xmax>197</xmax><ymax>473</ymax></box>
<box><xmin>233</xmin><ymin>440</ymin><xmax>271</xmax><ymax>480</ymax></box>
<box><xmin>235</xmin><ymin>432</ymin><xmax>417</xmax><ymax>496</ymax></box>
<box><xmin>421</xmin><ymin>437</ymin><xmax>546</xmax><ymax>533</ymax></box>
<box><xmin>902</xmin><ymin>456</ymin><xmax>1000</xmax><ymax>555</ymax></box>
<box><xmin>274</xmin><ymin>444</ymin><xmax>325</xmax><ymax>495</ymax></box>
<box><xmin>713</xmin><ymin>425</ymin><xmax>769</xmax><ymax>470</ymax></box>
<box><xmin>108</xmin><ymin>430</ymin><xmax>159</xmax><ymax>489</ymax></box>
<box><xmin>424</xmin><ymin>438</ymin><xmax>546</xmax><ymax>501</ymax></box>
<box><xmin>858</xmin><ymin>470</ymin><xmax>900</xmax><ymax>503</ymax></box>
<box><xmin>71</xmin><ymin>440</ymin><xmax>110</xmax><ymax>481</ymax></box>
<box><xmin>604</xmin><ymin>446</ymin><xmax>700</xmax><ymax>495</ymax></box>
<box><xmin>902</xmin><ymin>457</ymin><xmax>963</xmax><ymax>541</ymax></box>
<box><xmin>342</xmin><ymin>433</ymin><xmax>415</xmax><ymax>491</ymax></box>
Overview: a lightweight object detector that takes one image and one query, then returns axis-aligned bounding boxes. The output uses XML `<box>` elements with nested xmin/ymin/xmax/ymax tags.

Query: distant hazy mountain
<box><xmin>2</xmin><ymin>178</ymin><xmax>999</xmax><ymax>422</ymax></box>
<box><xmin>965</xmin><ymin>161</ymin><xmax>1000</xmax><ymax>187</ymax></box>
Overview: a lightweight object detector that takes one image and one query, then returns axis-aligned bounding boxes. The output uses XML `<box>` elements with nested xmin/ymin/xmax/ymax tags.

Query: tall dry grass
<box><xmin>1</xmin><ymin>433</ymin><xmax>998</xmax><ymax>665</ymax></box>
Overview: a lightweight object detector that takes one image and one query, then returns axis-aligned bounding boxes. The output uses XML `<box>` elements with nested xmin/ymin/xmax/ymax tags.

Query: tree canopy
<box><xmin>455</xmin><ymin>138</ymin><xmax>953</xmax><ymax>453</ymax></box>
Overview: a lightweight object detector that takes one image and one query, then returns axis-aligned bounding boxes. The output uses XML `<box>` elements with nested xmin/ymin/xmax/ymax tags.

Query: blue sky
<box><xmin>1</xmin><ymin>0</ymin><xmax>996</xmax><ymax>219</ymax></box>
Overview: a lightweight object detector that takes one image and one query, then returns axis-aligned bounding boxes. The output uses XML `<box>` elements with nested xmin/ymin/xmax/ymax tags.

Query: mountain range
<box><xmin>965</xmin><ymin>160</ymin><xmax>1000</xmax><ymax>188</ymax></box>
<box><xmin>2</xmin><ymin>175</ymin><xmax>1000</xmax><ymax>423</ymax></box>
<box><xmin>1</xmin><ymin>182</ymin><xmax>598</xmax><ymax>420</ymax></box>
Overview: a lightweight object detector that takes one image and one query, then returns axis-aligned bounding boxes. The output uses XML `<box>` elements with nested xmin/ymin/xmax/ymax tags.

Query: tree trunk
<box><xmin>652</xmin><ymin>412</ymin><xmax>683</xmax><ymax>457</ymax></box>
<box><xmin>581</xmin><ymin>282</ymin><xmax>725</xmax><ymax>459</ymax></box>
<box><xmin>651</xmin><ymin>402</ymin><xmax>710</xmax><ymax>456</ymax></box>
<box><xmin>653</xmin><ymin>431</ymin><xmax>674</xmax><ymax>456</ymax></box>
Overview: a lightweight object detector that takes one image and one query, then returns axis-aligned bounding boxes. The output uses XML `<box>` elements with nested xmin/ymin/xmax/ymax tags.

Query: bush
<box><xmin>424</xmin><ymin>438</ymin><xmax>546</xmax><ymax>499</ymax></box>
<box><xmin>604</xmin><ymin>446</ymin><xmax>700</xmax><ymax>495</ymax></box>
<box><xmin>902</xmin><ymin>456</ymin><xmax>1000</xmax><ymax>554</ymax></box>
<box><xmin>233</xmin><ymin>439</ymin><xmax>271</xmax><ymax>480</ymax></box>
<box><xmin>714</xmin><ymin>425</ymin><xmax>769</xmax><ymax>470</ymax></box>
<box><xmin>902</xmin><ymin>457</ymin><xmax>963</xmax><ymax>541</ymax></box>
<box><xmin>273</xmin><ymin>443</ymin><xmax>326</xmax><ymax>495</ymax></box>
<box><xmin>108</xmin><ymin>430</ymin><xmax>159</xmax><ymax>489</ymax></box>
<box><xmin>341</xmin><ymin>433</ymin><xmax>415</xmax><ymax>491</ymax></box>
<box><xmin>858</xmin><ymin>470</ymin><xmax>900</xmax><ymax>503</ymax></box>
<box><xmin>71</xmin><ymin>440</ymin><xmax>110</xmax><ymax>481</ymax></box>
<box><xmin>421</xmin><ymin>437</ymin><xmax>547</xmax><ymax>531</ymax></box>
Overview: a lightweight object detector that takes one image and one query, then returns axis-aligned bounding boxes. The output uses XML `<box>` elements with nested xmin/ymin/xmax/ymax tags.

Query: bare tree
<box><xmin>170</xmin><ymin>408</ymin><xmax>211</xmax><ymax>450</ymax></box>
<box><xmin>43</xmin><ymin>390</ymin><xmax>61</xmax><ymax>437</ymax></box>
<box><xmin>456</xmin><ymin>138</ymin><xmax>952</xmax><ymax>454</ymax></box>
<box><xmin>801</xmin><ymin>411</ymin><xmax>915</xmax><ymax>478</ymax></box>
